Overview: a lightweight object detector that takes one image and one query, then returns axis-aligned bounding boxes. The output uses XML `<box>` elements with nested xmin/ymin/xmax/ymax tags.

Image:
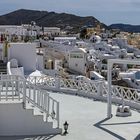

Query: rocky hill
<box><xmin>0</xmin><ymin>9</ymin><xmax>107</xmax><ymax>32</ymax></box>
<box><xmin>109</xmin><ymin>24</ymin><xmax>140</xmax><ymax>33</ymax></box>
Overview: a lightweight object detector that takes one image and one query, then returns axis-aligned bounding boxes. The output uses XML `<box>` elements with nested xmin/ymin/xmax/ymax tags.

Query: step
<box><xmin>25</xmin><ymin>102</ymin><xmax>47</xmax><ymax>121</ymax></box>
<box><xmin>0</xmin><ymin>103</ymin><xmax>61</xmax><ymax>136</ymax></box>
<box><xmin>34</xmin><ymin>109</ymin><xmax>47</xmax><ymax>122</ymax></box>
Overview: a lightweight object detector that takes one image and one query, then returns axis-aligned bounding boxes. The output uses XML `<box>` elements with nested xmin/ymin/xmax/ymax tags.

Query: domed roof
<box><xmin>89</xmin><ymin>35</ymin><xmax>101</xmax><ymax>43</ymax></box>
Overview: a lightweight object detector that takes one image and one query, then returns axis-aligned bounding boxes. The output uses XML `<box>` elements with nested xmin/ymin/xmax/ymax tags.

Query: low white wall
<box><xmin>0</xmin><ymin>103</ymin><xmax>59</xmax><ymax>136</ymax></box>
<box><xmin>11</xmin><ymin>67</ymin><xmax>24</xmax><ymax>77</ymax></box>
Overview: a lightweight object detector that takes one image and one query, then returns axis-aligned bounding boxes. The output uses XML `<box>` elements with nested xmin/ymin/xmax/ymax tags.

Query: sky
<box><xmin>0</xmin><ymin>0</ymin><xmax>140</xmax><ymax>25</ymax></box>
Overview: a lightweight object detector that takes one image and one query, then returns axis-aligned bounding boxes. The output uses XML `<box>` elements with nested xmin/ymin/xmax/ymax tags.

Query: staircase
<box><xmin>0</xmin><ymin>60</ymin><xmax>7</xmax><ymax>74</ymax></box>
<box><xmin>0</xmin><ymin>75</ymin><xmax>61</xmax><ymax>136</ymax></box>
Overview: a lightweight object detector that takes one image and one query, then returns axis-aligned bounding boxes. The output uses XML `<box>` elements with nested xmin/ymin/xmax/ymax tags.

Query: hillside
<box><xmin>109</xmin><ymin>24</ymin><xmax>140</xmax><ymax>33</ymax></box>
<box><xmin>0</xmin><ymin>9</ymin><xmax>107</xmax><ymax>32</ymax></box>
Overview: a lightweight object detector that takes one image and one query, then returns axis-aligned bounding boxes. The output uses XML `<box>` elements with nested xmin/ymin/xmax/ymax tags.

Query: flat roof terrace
<box><xmin>49</xmin><ymin>92</ymin><xmax>140</xmax><ymax>140</ymax></box>
<box><xmin>0</xmin><ymin>92</ymin><xmax>139</xmax><ymax>140</ymax></box>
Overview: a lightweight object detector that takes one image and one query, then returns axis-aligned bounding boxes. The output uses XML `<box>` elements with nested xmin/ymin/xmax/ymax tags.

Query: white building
<box><xmin>68</xmin><ymin>48</ymin><xmax>87</xmax><ymax>75</ymax></box>
<box><xmin>0</xmin><ymin>25</ymin><xmax>26</xmax><ymax>36</ymax></box>
<box><xmin>44</xmin><ymin>27</ymin><xmax>60</xmax><ymax>36</ymax></box>
<box><xmin>7</xmin><ymin>43</ymin><xmax>37</xmax><ymax>73</ymax></box>
<box><xmin>54</xmin><ymin>37</ymin><xmax>76</xmax><ymax>45</ymax></box>
<box><xmin>0</xmin><ymin>25</ymin><xmax>37</xmax><ymax>42</ymax></box>
<box><xmin>119</xmin><ymin>69</ymin><xmax>140</xmax><ymax>88</ymax></box>
<box><xmin>120</xmin><ymin>68</ymin><xmax>140</xmax><ymax>80</ymax></box>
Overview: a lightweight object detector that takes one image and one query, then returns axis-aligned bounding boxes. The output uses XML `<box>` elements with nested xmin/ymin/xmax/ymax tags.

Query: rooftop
<box><xmin>49</xmin><ymin>93</ymin><xmax>140</xmax><ymax>140</ymax></box>
<box><xmin>2</xmin><ymin>92</ymin><xmax>139</xmax><ymax>140</ymax></box>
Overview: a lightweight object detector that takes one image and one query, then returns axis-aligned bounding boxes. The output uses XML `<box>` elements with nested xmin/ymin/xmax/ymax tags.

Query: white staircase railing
<box><xmin>25</xmin><ymin>80</ymin><xmax>60</xmax><ymax>127</ymax></box>
<box><xmin>0</xmin><ymin>75</ymin><xmax>60</xmax><ymax>128</ymax></box>
<box><xmin>0</xmin><ymin>75</ymin><xmax>23</xmax><ymax>101</ymax></box>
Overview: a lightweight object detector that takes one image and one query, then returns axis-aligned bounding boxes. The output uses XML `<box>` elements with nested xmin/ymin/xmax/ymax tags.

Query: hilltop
<box><xmin>109</xmin><ymin>24</ymin><xmax>140</xmax><ymax>33</ymax></box>
<box><xmin>0</xmin><ymin>9</ymin><xmax>107</xmax><ymax>32</ymax></box>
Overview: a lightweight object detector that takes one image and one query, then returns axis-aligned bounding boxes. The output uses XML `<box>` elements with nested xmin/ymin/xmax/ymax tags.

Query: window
<box><xmin>70</xmin><ymin>53</ymin><xmax>83</xmax><ymax>58</ymax></box>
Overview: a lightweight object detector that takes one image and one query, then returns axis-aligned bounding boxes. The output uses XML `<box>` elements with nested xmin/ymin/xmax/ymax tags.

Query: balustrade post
<box><xmin>57</xmin><ymin>102</ymin><xmax>60</xmax><ymax>128</ymax></box>
<box><xmin>98</xmin><ymin>82</ymin><xmax>102</xmax><ymax>96</ymax></box>
<box><xmin>23</xmin><ymin>80</ymin><xmax>26</xmax><ymax>108</ymax></box>
<box><xmin>55</xmin><ymin>78</ymin><xmax>60</xmax><ymax>91</ymax></box>
<box><xmin>77</xmin><ymin>80</ymin><xmax>80</xmax><ymax>91</ymax></box>
<box><xmin>107</xmin><ymin>62</ymin><xmax>113</xmax><ymax>118</ymax></box>
<box><xmin>47</xmin><ymin>96</ymin><xmax>50</xmax><ymax>121</ymax></box>
<box><xmin>34</xmin><ymin>76</ymin><xmax>37</xmax><ymax>85</ymax></box>
<box><xmin>33</xmin><ymin>85</ymin><xmax>36</xmax><ymax>103</ymax></box>
<box><xmin>15</xmin><ymin>76</ymin><xmax>19</xmax><ymax>96</ymax></box>
<box><xmin>121</xmin><ymin>87</ymin><xmax>125</xmax><ymax>108</ymax></box>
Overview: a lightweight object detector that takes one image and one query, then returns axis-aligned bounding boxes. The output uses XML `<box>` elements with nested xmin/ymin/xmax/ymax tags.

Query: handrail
<box><xmin>112</xmin><ymin>85</ymin><xmax>140</xmax><ymax>102</ymax></box>
<box><xmin>3</xmin><ymin>74</ymin><xmax>139</xmax><ymax>128</ymax></box>
<box><xmin>26</xmin><ymin>75</ymin><xmax>140</xmax><ymax>111</ymax></box>
<box><xmin>25</xmin><ymin>79</ymin><xmax>60</xmax><ymax>126</ymax></box>
<box><xmin>0</xmin><ymin>74</ymin><xmax>60</xmax><ymax>128</ymax></box>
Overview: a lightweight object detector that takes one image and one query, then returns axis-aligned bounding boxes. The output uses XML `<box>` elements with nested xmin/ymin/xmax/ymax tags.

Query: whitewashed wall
<box><xmin>8</xmin><ymin>43</ymin><xmax>37</xmax><ymax>72</ymax></box>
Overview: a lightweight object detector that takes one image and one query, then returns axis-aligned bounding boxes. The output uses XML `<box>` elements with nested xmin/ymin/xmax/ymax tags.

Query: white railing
<box><xmin>0</xmin><ymin>75</ymin><xmax>23</xmax><ymax>101</ymax></box>
<box><xmin>112</xmin><ymin>85</ymin><xmax>140</xmax><ymax>103</ymax></box>
<box><xmin>48</xmin><ymin>96</ymin><xmax>60</xmax><ymax>127</ymax></box>
<box><xmin>26</xmin><ymin>75</ymin><xmax>140</xmax><ymax>111</ymax></box>
<box><xmin>26</xmin><ymin>76</ymin><xmax>56</xmax><ymax>88</ymax></box>
<box><xmin>25</xmin><ymin>80</ymin><xmax>60</xmax><ymax>127</ymax></box>
<box><xmin>26</xmin><ymin>76</ymin><xmax>102</xmax><ymax>94</ymax></box>
<box><xmin>0</xmin><ymin>75</ymin><xmax>60</xmax><ymax>128</ymax></box>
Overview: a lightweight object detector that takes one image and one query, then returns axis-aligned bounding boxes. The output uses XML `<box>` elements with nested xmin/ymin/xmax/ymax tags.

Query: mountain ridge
<box><xmin>0</xmin><ymin>9</ymin><xmax>107</xmax><ymax>32</ymax></box>
<box><xmin>109</xmin><ymin>23</ymin><xmax>140</xmax><ymax>33</ymax></box>
<box><xmin>0</xmin><ymin>9</ymin><xmax>139</xmax><ymax>33</ymax></box>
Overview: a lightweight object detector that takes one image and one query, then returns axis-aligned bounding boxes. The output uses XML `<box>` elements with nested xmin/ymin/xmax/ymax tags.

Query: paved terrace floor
<box><xmin>1</xmin><ymin>92</ymin><xmax>140</xmax><ymax>140</ymax></box>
